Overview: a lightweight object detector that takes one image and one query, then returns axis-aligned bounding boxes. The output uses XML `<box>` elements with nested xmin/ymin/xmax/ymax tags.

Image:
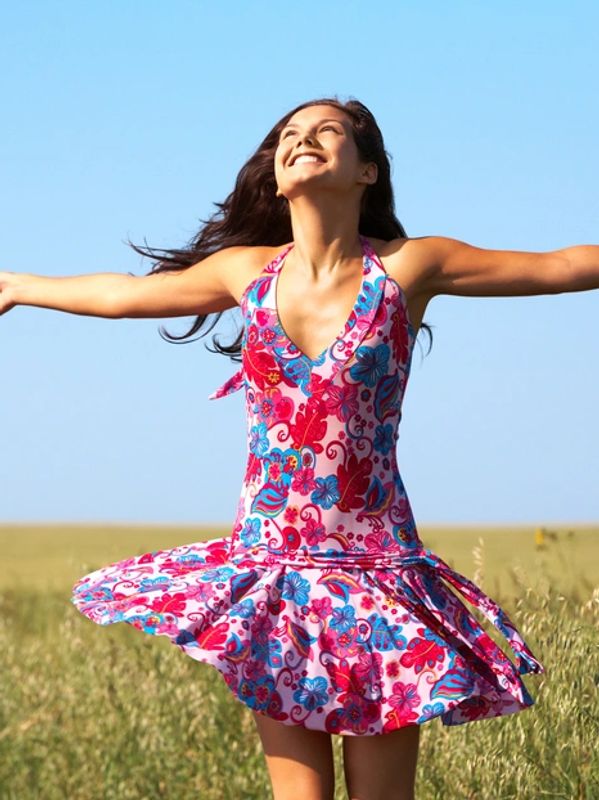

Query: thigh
<box><xmin>342</xmin><ymin>723</ymin><xmax>421</xmax><ymax>800</ymax></box>
<box><xmin>252</xmin><ymin>710</ymin><xmax>336</xmax><ymax>800</ymax></box>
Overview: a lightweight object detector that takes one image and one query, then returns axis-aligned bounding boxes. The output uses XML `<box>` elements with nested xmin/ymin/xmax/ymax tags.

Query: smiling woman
<box><xmin>2</xmin><ymin>93</ymin><xmax>597</xmax><ymax>800</ymax></box>
<box><xmin>119</xmin><ymin>96</ymin><xmax>435</xmax><ymax>361</ymax></box>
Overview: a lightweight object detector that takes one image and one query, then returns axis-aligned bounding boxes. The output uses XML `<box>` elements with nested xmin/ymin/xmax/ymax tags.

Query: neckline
<box><xmin>273</xmin><ymin>235</ymin><xmax>371</xmax><ymax>366</ymax></box>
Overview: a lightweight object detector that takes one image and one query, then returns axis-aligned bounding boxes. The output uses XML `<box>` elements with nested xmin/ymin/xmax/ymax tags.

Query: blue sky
<box><xmin>1</xmin><ymin>1</ymin><xmax>597</xmax><ymax>526</ymax></box>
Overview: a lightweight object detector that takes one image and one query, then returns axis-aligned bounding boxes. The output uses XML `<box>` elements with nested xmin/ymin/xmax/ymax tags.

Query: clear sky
<box><xmin>1</xmin><ymin>1</ymin><xmax>597</xmax><ymax>527</ymax></box>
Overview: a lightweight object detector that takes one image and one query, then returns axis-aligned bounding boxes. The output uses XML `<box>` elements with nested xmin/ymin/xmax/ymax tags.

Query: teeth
<box><xmin>293</xmin><ymin>155</ymin><xmax>323</xmax><ymax>165</ymax></box>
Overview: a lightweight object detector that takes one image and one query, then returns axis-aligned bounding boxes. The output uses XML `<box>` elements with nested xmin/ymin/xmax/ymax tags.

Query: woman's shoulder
<box><xmin>374</xmin><ymin>235</ymin><xmax>439</xmax><ymax>300</ymax></box>
<box><xmin>223</xmin><ymin>244</ymin><xmax>285</xmax><ymax>305</ymax></box>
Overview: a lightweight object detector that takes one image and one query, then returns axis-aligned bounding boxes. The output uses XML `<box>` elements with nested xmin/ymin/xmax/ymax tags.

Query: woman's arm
<box><xmin>414</xmin><ymin>236</ymin><xmax>599</xmax><ymax>298</ymax></box>
<box><xmin>0</xmin><ymin>246</ymin><xmax>249</xmax><ymax>318</ymax></box>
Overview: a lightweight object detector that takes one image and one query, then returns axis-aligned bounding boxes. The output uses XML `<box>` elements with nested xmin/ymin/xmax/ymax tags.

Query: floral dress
<box><xmin>71</xmin><ymin>234</ymin><xmax>544</xmax><ymax>736</ymax></box>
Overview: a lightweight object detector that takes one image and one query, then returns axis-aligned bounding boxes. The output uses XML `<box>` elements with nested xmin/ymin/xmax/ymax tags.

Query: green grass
<box><xmin>0</xmin><ymin>524</ymin><xmax>598</xmax><ymax>799</ymax></box>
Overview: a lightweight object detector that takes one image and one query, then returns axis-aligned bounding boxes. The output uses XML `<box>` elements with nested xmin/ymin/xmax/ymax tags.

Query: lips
<box><xmin>289</xmin><ymin>152</ymin><xmax>327</xmax><ymax>166</ymax></box>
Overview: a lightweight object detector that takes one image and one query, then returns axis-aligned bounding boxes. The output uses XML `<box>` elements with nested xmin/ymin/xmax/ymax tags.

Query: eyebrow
<box><xmin>281</xmin><ymin>118</ymin><xmax>346</xmax><ymax>132</ymax></box>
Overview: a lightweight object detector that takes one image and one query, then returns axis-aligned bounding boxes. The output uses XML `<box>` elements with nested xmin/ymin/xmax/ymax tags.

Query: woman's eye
<box><xmin>282</xmin><ymin>125</ymin><xmax>338</xmax><ymax>140</ymax></box>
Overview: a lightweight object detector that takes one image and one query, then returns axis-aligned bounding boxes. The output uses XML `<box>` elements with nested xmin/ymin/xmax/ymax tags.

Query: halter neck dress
<box><xmin>71</xmin><ymin>235</ymin><xmax>544</xmax><ymax>736</ymax></box>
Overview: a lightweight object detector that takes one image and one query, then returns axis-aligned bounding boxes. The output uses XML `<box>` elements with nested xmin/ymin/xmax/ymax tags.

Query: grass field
<box><xmin>0</xmin><ymin>523</ymin><xmax>597</xmax><ymax>799</ymax></box>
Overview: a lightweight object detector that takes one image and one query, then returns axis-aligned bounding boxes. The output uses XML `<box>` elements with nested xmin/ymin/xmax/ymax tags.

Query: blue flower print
<box><xmin>230</xmin><ymin>598</ymin><xmax>255</xmax><ymax>618</ymax></box>
<box><xmin>349</xmin><ymin>343</ymin><xmax>390</xmax><ymax>388</ymax></box>
<box><xmin>238</xmin><ymin>674</ymin><xmax>276</xmax><ymax>711</ymax></box>
<box><xmin>240</xmin><ymin>517</ymin><xmax>261</xmax><ymax>547</ymax></box>
<box><xmin>330</xmin><ymin>604</ymin><xmax>357</xmax><ymax>633</ymax></box>
<box><xmin>310</xmin><ymin>475</ymin><xmax>340</xmax><ymax>510</ymax></box>
<box><xmin>276</xmin><ymin>570</ymin><xmax>311</xmax><ymax>605</ymax></box>
<box><xmin>367</xmin><ymin>612</ymin><xmax>407</xmax><ymax>651</ymax></box>
<box><xmin>249</xmin><ymin>422</ymin><xmax>270</xmax><ymax>457</ymax></box>
<box><xmin>139</xmin><ymin>576</ymin><xmax>171</xmax><ymax>593</ymax></box>
<box><xmin>199</xmin><ymin>566</ymin><xmax>235</xmax><ymax>582</ymax></box>
<box><xmin>251</xmin><ymin>635</ymin><xmax>283</xmax><ymax>668</ymax></box>
<box><xmin>293</xmin><ymin>676</ymin><xmax>329</xmax><ymax>711</ymax></box>
<box><xmin>417</xmin><ymin>701</ymin><xmax>446</xmax><ymax>722</ymax></box>
<box><xmin>373</xmin><ymin>423</ymin><xmax>395</xmax><ymax>455</ymax></box>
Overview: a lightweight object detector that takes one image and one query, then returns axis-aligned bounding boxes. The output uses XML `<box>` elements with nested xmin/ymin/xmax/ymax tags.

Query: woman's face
<box><xmin>273</xmin><ymin>104</ymin><xmax>375</xmax><ymax>202</ymax></box>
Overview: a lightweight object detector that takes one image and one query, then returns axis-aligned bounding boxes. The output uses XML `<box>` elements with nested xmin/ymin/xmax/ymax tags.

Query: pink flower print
<box><xmin>245</xmin><ymin>658</ymin><xmax>268</xmax><ymax>681</ymax></box>
<box><xmin>252</xmin><ymin>614</ymin><xmax>274</xmax><ymax>641</ymax></box>
<box><xmin>354</xmin><ymin>651</ymin><xmax>383</xmax><ymax>686</ymax></box>
<box><xmin>291</xmin><ymin>467</ymin><xmax>317</xmax><ymax>495</ymax></box>
<box><xmin>185</xmin><ymin>582</ymin><xmax>214</xmax><ymax>602</ymax></box>
<box><xmin>310</xmin><ymin>595</ymin><xmax>333</xmax><ymax>621</ymax></box>
<box><xmin>302</xmin><ymin>518</ymin><xmax>327</xmax><ymax>546</ymax></box>
<box><xmin>364</xmin><ymin>530</ymin><xmax>395</xmax><ymax>551</ymax></box>
<box><xmin>388</xmin><ymin>681</ymin><xmax>420</xmax><ymax>715</ymax></box>
<box><xmin>325</xmin><ymin>383</ymin><xmax>360</xmax><ymax>422</ymax></box>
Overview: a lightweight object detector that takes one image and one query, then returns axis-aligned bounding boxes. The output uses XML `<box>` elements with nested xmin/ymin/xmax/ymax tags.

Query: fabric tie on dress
<box><xmin>229</xmin><ymin>545</ymin><xmax>545</xmax><ymax>680</ymax></box>
<box><xmin>208</xmin><ymin>365</ymin><xmax>245</xmax><ymax>400</ymax></box>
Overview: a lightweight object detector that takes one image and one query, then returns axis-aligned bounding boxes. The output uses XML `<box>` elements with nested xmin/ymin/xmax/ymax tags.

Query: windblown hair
<box><xmin>127</xmin><ymin>95</ymin><xmax>433</xmax><ymax>360</ymax></box>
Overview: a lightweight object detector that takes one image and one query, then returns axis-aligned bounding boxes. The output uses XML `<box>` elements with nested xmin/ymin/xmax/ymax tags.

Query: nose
<box><xmin>295</xmin><ymin>131</ymin><xmax>316</xmax><ymax>148</ymax></box>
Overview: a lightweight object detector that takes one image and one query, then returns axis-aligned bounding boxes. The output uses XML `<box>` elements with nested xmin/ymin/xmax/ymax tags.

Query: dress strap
<box><xmin>207</xmin><ymin>242</ymin><xmax>294</xmax><ymax>400</ymax></box>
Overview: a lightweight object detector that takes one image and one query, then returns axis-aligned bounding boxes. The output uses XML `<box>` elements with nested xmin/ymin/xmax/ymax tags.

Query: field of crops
<box><xmin>1</xmin><ymin>523</ymin><xmax>597</xmax><ymax>799</ymax></box>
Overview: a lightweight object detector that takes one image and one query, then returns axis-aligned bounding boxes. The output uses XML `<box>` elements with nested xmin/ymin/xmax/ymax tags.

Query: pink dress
<box><xmin>71</xmin><ymin>235</ymin><xmax>544</xmax><ymax>735</ymax></box>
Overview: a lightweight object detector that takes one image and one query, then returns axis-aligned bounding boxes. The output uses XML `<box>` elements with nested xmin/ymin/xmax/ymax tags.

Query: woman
<box><xmin>1</xmin><ymin>96</ymin><xmax>597</xmax><ymax>800</ymax></box>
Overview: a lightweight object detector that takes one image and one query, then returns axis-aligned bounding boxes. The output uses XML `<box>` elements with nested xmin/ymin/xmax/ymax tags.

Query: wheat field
<box><xmin>0</xmin><ymin>524</ymin><xmax>597</xmax><ymax>799</ymax></box>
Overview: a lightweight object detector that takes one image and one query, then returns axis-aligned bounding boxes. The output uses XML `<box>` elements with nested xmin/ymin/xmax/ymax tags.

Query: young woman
<box><xmin>1</xmin><ymin>96</ymin><xmax>597</xmax><ymax>800</ymax></box>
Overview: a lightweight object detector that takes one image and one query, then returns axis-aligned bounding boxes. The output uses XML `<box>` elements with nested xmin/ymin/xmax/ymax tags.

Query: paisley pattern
<box><xmin>71</xmin><ymin>235</ymin><xmax>544</xmax><ymax>736</ymax></box>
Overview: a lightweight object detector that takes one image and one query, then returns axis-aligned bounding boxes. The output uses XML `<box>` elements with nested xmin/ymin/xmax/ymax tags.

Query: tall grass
<box><xmin>0</xmin><ymin>533</ymin><xmax>597</xmax><ymax>799</ymax></box>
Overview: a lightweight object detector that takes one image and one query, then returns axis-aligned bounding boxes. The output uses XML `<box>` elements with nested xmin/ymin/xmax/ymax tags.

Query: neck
<box><xmin>286</xmin><ymin>196</ymin><xmax>363</xmax><ymax>279</ymax></box>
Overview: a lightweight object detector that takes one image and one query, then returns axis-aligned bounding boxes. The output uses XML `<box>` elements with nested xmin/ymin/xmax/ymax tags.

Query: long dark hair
<box><xmin>126</xmin><ymin>95</ymin><xmax>433</xmax><ymax>361</ymax></box>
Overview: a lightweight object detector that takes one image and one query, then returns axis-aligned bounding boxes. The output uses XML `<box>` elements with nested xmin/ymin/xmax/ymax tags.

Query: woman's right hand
<box><xmin>0</xmin><ymin>272</ymin><xmax>20</xmax><ymax>316</ymax></box>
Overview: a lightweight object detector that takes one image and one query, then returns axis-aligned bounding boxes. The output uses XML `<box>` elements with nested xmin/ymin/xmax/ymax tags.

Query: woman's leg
<box><xmin>342</xmin><ymin>724</ymin><xmax>421</xmax><ymax>800</ymax></box>
<box><xmin>252</xmin><ymin>710</ymin><xmax>336</xmax><ymax>800</ymax></box>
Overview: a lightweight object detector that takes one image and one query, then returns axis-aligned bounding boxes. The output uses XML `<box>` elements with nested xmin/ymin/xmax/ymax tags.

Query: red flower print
<box><xmin>149</xmin><ymin>592</ymin><xmax>188</xmax><ymax>616</ymax></box>
<box><xmin>399</xmin><ymin>629</ymin><xmax>445</xmax><ymax>674</ymax></box>
<box><xmin>290</xmin><ymin>399</ymin><xmax>328</xmax><ymax>452</ymax></box>
<box><xmin>244</xmin><ymin>452</ymin><xmax>262</xmax><ymax>484</ymax></box>
<box><xmin>336</xmin><ymin>453</ymin><xmax>371</xmax><ymax>512</ymax></box>
<box><xmin>360</xmin><ymin>595</ymin><xmax>375</xmax><ymax>611</ymax></box>
<box><xmin>461</xmin><ymin>695</ymin><xmax>493</xmax><ymax>721</ymax></box>
<box><xmin>385</xmin><ymin>660</ymin><xmax>400</xmax><ymax>678</ymax></box>
<box><xmin>284</xmin><ymin>506</ymin><xmax>299</xmax><ymax>523</ymax></box>
<box><xmin>390</xmin><ymin>306</ymin><xmax>410</xmax><ymax>365</ymax></box>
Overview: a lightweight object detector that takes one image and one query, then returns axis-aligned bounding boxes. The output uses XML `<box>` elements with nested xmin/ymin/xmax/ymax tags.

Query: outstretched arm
<box><xmin>0</xmin><ymin>246</ymin><xmax>250</xmax><ymax>318</ymax></box>
<box><xmin>414</xmin><ymin>236</ymin><xmax>599</xmax><ymax>298</ymax></box>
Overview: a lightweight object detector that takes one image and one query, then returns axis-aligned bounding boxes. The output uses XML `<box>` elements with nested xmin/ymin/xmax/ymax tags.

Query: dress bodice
<box><xmin>209</xmin><ymin>235</ymin><xmax>422</xmax><ymax>561</ymax></box>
